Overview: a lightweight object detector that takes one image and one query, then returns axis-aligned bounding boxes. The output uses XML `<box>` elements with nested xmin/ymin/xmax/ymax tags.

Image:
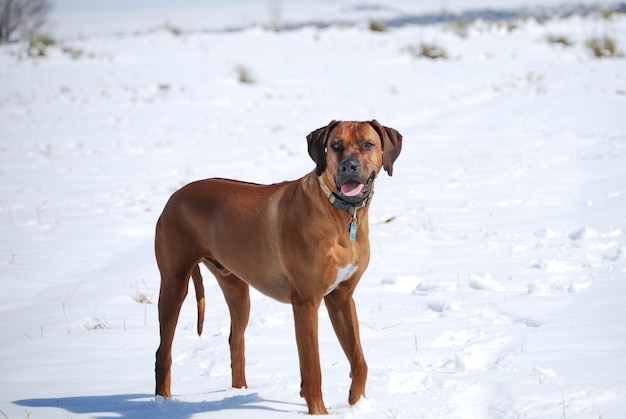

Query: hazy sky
<box><xmin>51</xmin><ymin>0</ymin><xmax>261</xmax><ymax>14</ymax></box>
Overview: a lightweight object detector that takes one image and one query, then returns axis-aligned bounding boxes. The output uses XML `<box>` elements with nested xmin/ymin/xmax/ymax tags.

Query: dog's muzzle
<box><xmin>335</xmin><ymin>157</ymin><xmax>376</xmax><ymax>203</ymax></box>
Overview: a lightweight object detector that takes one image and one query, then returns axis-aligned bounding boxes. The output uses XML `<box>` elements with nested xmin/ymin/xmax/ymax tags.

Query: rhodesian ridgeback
<box><xmin>154</xmin><ymin>120</ymin><xmax>402</xmax><ymax>414</ymax></box>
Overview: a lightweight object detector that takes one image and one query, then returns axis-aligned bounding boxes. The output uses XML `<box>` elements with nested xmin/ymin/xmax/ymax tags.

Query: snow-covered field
<box><xmin>1</xmin><ymin>1</ymin><xmax>626</xmax><ymax>418</ymax></box>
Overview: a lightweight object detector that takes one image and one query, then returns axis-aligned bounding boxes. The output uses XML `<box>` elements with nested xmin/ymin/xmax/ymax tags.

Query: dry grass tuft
<box><xmin>585</xmin><ymin>36</ymin><xmax>622</xmax><ymax>58</ymax></box>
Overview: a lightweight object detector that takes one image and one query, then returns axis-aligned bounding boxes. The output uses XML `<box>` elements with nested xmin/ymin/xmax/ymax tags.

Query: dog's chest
<box><xmin>325</xmin><ymin>264</ymin><xmax>358</xmax><ymax>295</ymax></box>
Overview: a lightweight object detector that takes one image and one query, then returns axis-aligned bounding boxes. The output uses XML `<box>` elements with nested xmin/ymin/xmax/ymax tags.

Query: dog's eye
<box><xmin>330</xmin><ymin>143</ymin><xmax>343</xmax><ymax>152</ymax></box>
<box><xmin>363</xmin><ymin>142</ymin><xmax>375</xmax><ymax>150</ymax></box>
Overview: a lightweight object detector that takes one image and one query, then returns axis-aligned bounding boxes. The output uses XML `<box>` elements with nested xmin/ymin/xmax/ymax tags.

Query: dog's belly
<box><xmin>242</xmin><ymin>271</ymin><xmax>292</xmax><ymax>304</ymax></box>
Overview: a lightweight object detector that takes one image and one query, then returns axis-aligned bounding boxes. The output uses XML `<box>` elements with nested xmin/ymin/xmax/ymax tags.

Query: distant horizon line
<box><xmin>51</xmin><ymin>0</ymin><xmax>272</xmax><ymax>15</ymax></box>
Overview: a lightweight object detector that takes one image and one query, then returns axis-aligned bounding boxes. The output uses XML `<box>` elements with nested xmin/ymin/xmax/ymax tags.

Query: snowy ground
<box><xmin>1</xmin><ymin>1</ymin><xmax>626</xmax><ymax>418</ymax></box>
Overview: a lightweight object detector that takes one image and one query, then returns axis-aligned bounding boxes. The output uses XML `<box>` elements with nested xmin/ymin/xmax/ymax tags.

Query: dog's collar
<box><xmin>317</xmin><ymin>175</ymin><xmax>374</xmax><ymax>213</ymax></box>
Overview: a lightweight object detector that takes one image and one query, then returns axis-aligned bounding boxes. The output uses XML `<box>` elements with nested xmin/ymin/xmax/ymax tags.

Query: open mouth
<box><xmin>337</xmin><ymin>172</ymin><xmax>375</xmax><ymax>201</ymax></box>
<box><xmin>340</xmin><ymin>181</ymin><xmax>366</xmax><ymax>197</ymax></box>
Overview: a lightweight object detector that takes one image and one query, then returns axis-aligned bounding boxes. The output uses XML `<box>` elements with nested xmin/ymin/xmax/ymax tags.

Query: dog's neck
<box><xmin>317</xmin><ymin>175</ymin><xmax>374</xmax><ymax>214</ymax></box>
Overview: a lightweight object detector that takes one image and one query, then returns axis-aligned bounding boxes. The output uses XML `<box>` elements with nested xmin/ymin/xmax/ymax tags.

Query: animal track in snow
<box><xmin>454</xmin><ymin>336</ymin><xmax>520</xmax><ymax>372</ymax></box>
<box><xmin>468</xmin><ymin>273</ymin><xmax>506</xmax><ymax>293</ymax></box>
<box><xmin>427</xmin><ymin>300</ymin><xmax>461</xmax><ymax>313</ymax></box>
<box><xmin>387</xmin><ymin>371</ymin><xmax>432</xmax><ymax>395</ymax></box>
<box><xmin>431</xmin><ymin>330</ymin><xmax>474</xmax><ymax>348</ymax></box>
<box><xmin>530</xmin><ymin>259</ymin><xmax>576</xmax><ymax>273</ymax></box>
<box><xmin>381</xmin><ymin>276</ymin><xmax>458</xmax><ymax>295</ymax></box>
<box><xmin>381</xmin><ymin>275</ymin><xmax>422</xmax><ymax>294</ymax></box>
<box><xmin>569</xmin><ymin>227</ymin><xmax>598</xmax><ymax>241</ymax></box>
<box><xmin>414</xmin><ymin>280</ymin><xmax>457</xmax><ymax>295</ymax></box>
<box><xmin>528</xmin><ymin>276</ymin><xmax>593</xmax><ymax>295</ymax></box>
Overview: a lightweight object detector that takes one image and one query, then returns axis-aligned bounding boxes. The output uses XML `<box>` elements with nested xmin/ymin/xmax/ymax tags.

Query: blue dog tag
<box><xmin>349</xmin><ymin>220</ymin><xmax>357</xmax><ymax>242</ymax></box>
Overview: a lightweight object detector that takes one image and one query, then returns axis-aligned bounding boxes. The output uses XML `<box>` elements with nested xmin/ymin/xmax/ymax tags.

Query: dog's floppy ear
<box><xmin>370</xmin><ymin>119</ymin><xmax>403</xmax><ymax>176</ymax></box>
<box><xmin>307</xmin><ymin>120</ymin><xmax>339</xmax><ymax>176</ymax></box>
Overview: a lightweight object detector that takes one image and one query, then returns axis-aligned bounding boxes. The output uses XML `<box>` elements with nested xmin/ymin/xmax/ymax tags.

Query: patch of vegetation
<box><xmin>236</xmin><ymin>65</ymin><xmax>255</xmax><ymax>84</ymax></box>
<box><xmin>404</xmin><ymin>42</ymin><xmax>448</xmax><ymax>60</ymax></box>
<box><xmin>27</xmin><ymin>32</ymin><xmax>55</xmax><ymax>56</ymax></box>
<box><xmin>85</xmin><ymin>317</ymin><xmax>110</xmax><ymax>330</ymax></box>
<box><xmin>24</xmin><ymin>33</ymin><xmax>87</xmax><ymax>59</ymax></box>
<box><xmin>585</xmin><ymin>36</ymin><xmax>622</xmax><ymax>58</ymax></box>
<box><xmin>266</xmin><ymin>0</ymin><xmax>283</xmax><ymax>32</ymax></box>
<box><xmin>505</xmin><ymin>20</ymin><xmax>520</xmax><ymax>33</ymax></box>
<box><xmin>599</xmin><ymin>9</ymin><xmax>616</xmax><ymax>21</ymax></box>
<box><xmin>61</xmin><ymin>46</ymin><xmax>84</xmax><ymax>59</ymax></box>
<box><xmin>134</xmin><ymin>291</ymin><xmax>153</xmax><ymax>305</ymax></box>
<box><xmin>163</xmin><ymin>23</ymin><xmax>182</xmax><ymax>36</ymax></box>
<box><xmin>546</xmin><ymin>34</ymin><xmax>574</xmax><ymax>47</ymax></box>
<box><xmin>368</xmin><ymin>19</ymin><xmax>387</xmax><ymax>32</ymax></box>
<box><xmin>448</xmin><ymin>20</ymin><xmax>469</xmax><ymax>38</ymax></box>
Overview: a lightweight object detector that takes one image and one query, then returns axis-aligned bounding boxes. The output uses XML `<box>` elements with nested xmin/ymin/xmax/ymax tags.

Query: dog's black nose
<box><xmin>339</xmin><ymin>157</ymin><xmax>360</xmax><ymax>174</ymax></box>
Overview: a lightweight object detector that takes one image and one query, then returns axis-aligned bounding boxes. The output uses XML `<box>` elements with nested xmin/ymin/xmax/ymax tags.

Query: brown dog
<box><xmin>154</xmin><ymin>120</ymin><xmax>402</xmax><ymax>414</ymax></box>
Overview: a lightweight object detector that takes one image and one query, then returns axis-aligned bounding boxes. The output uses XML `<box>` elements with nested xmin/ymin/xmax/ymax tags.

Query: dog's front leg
<box><xmin>324</xmin><ymin>287</ymin><xmax>368</xmax><ymax>405</ymax></box>
<box><xmin>292</xmin><ymin>294</ymin><xmax>328</xmax><ymax>414</ymax></box>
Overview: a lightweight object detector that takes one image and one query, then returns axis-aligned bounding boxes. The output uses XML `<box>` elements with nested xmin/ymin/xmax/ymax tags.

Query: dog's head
<box><xmin>307</xmin><ymin>120</ymin><xmax>402</xmax><ymax>203</ymax></box>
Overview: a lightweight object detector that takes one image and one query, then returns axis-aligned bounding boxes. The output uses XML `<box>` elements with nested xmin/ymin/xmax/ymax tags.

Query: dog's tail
<box><xmin>191</xmin><ymin>265</ymin><xmax>205</xmax><ymax>336</ymax></box>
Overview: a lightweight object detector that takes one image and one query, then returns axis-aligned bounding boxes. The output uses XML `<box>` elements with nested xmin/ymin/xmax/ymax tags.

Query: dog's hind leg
<box><xmin>155</xmin><ymin>265</ymin><xmax>190</xmax><ymax>398</ymax></box>
<box><xmin>214</xmin><ymin>272</ymin><xmax>250</xmax><ymax>389</ymax></box>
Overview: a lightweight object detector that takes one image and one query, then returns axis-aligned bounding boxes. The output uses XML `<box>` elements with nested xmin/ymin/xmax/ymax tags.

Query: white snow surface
<box><xmin>2</xmin><ymin>2</ymin><xmax>626</xmax><ymax>418</ymax></box>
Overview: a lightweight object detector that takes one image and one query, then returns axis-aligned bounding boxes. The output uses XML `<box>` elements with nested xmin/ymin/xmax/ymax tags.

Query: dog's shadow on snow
<box><xmin>15</xmin><ymin>392</ymin><xmax>299</xmax><ymax>418</ymax></box>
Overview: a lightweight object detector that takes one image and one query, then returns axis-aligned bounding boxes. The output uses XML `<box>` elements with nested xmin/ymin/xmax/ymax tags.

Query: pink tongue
<box><xmin>341</xmin><ymin>182</ymin><xmax>365</xmax><ymax>197</ymax></box>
